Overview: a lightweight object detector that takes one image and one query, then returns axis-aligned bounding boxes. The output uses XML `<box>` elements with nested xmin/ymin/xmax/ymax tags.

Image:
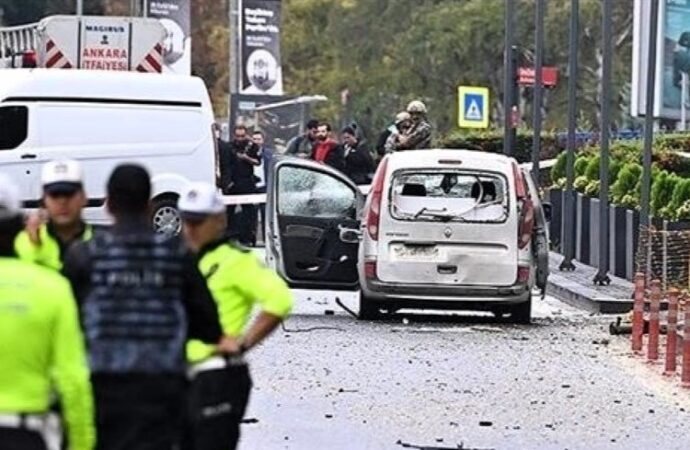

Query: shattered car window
<box><xmin>391</xmin><ymin>171</ymin><xmax>509</xmax><ymax>223</ymax></box>
<box><xmin>278</xmin><ymin>166</ymin><xmax>357</xmax><ymax>219</ymax></box>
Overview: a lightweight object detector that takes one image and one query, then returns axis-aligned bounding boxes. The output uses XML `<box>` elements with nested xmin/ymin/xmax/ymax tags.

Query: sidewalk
<box><xmin>547</xmin><ymin>252</ymin><xmax>634</xmax><ymax>314</ymax></box>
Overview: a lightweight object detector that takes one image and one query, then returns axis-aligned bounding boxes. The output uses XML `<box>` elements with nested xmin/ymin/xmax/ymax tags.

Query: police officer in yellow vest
<box><xmin>178</xmin><ymin>182</ymin><xmax>293</xmax><ymax>450</ymax></box>
<box><xmin>0</xmin><ymin>174</ymin><xmax>95</xmax><ymax>450</ymax></box>
<box><xmin>15</xmin><ymin>160</ymin><xmax>93</xmax><ymax>270</ymax></box>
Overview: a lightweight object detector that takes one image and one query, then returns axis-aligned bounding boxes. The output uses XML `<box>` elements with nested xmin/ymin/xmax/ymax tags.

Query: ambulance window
<box><xmin>0</xmin><ymin>106</ymin><xmax>28</xmax><ymax>150</ymax></box>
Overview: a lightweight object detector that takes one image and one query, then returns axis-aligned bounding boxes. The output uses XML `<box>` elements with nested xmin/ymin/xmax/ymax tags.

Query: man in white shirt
<box><xmin>251</xmin><ymin>131</ymin><xmax>274</xmax><ymax>244</ymax></box>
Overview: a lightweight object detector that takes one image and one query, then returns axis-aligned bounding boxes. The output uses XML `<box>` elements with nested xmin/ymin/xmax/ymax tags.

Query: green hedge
<box><xmin>551</xmin><ymin>147</ymin><xmax>690</xmax><ymax>221</ymax></box>
<box><xmin>437</xmin><ymin>130</ymin><xmax>564</xmax><ymax>163</ymax></box>
<box><xmin>438</xmin><ymin>130</ymin><xmax>690</xmax><ymax>221</ymax></box>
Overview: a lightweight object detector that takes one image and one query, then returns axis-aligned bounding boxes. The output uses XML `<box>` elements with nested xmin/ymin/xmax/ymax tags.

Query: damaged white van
<box><xmin>264</xmin><ymin>149</ymin><xmax>549</xmax><ymax>323</ymax></box>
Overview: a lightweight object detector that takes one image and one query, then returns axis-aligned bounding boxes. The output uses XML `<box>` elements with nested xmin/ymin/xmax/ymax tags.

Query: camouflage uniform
<box><xmin>396</xmin><ymin>118</ymin><xmax>432</xmax><ymax>150</ymax></box>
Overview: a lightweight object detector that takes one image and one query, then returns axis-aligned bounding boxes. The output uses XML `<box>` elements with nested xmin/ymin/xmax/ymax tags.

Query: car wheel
<box><xmin>358</xmin><ymin>293</ymin><xmax>381</xmax><ymax>321</ymax></box>
<box><xmin>510</xmin><ymin>295</ymin><xmax>532</xmax><ymax>324</ymax></box>
<box><xmin>151</xmin><ymin>196</ymin><xmax>181</xmax><ymax>237</ymax></box>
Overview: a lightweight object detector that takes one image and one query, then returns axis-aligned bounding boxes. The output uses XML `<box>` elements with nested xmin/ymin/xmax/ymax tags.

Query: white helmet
<box><xmin>394</xmin><ymin>111</ymin><xmax>411</xmax><ymax>124</ymax></box>
<box><xmin>406</xmin><ymin>100</ymin><xmax>427</xmax><ymax>114</ymax></box>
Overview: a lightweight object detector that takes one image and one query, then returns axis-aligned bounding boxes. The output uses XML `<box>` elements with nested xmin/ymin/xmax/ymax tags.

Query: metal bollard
<box><xmin>682</xmin><ymin>300</ymin><xmax>690</xmax><ymax>388</ymax></box>
<box><xmin>632</xmin><ymin>273</ymin><xmax>645</xmax><ymax>354</ymax></box>
<box><xmin>647</xmin><ymin>280</ymin><xmax>661</xmax><ymax>362</ymax></box>
<box><xmin>664</xmin><ymin>289</ymin><xmax>679</xmax><ymax>376</ymax></box>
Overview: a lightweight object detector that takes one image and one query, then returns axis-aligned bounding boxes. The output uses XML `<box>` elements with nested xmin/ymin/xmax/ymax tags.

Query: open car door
<box><xmin>265</xmin><ymin>158</ymin><xmax>364</xmax><ymax>290</ymax></box>
<box><xmin>522</xmin><ymin>167</ymin><xmax>550</xmax><ymax>296</ymax></box>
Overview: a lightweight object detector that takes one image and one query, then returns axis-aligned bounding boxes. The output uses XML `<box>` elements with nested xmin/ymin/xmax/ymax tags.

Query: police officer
<box><xmin>0</xmin><ymin>174</ymin><xmax>95</xmax><ymax>450</ymax></box>
<box><xmin>178</xmin><ymin>182</ymin><xmax>293</xmax><ymax>450</ymax></box>
<box><xmin>15</xmin><ymin>159</ymin><xmax>93</xmax><ymax>270</ymax></box>
<box><xmin>62</xmin><ymin>165</ymin><xmax>235</xmax><ymax>450</ymax></box>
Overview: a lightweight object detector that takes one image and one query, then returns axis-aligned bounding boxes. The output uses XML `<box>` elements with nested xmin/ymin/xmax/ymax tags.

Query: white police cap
<box><xmin>178</xmin><ymin>182</ymin><xmax>225</xmax><ymax>220</ymax></box>
<box><xmin>41</xmin><ymin>159</ymin><xmax>83</xmax><ymax>194</ymax></box>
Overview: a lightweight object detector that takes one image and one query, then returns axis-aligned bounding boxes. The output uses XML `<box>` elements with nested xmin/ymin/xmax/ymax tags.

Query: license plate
<box><xmin>392</xmin><ymin>245</ymin><xmax>439</xmax><ymax>260</ymax></box>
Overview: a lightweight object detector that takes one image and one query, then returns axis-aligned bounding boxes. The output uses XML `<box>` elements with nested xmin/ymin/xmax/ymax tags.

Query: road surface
<box><xmin>239</xmin><ymin>288</ymin><xmax>690</xmax><ymax>450</ymax></box>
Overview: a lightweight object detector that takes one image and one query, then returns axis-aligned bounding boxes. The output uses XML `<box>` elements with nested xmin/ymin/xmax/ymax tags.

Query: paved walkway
<box><xmin>547</xmin><ymin>252</ymin><xmax>634</xmax><ymax>314</ymax></box>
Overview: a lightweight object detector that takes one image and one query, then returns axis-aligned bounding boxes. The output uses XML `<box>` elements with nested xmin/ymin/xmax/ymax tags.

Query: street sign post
<box><xmin>518</xmin><ymin>67</ymin><xmax>559</xmax><ymax>87</ymax></box>
<box><xmin>458</xmin><ymin>86</ymin><xmax>489</xmax><ymax>129</ymax></box>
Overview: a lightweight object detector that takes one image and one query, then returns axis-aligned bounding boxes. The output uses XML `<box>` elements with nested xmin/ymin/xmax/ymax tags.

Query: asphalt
<box><xmin>238</xmin><ymin>292</ymin><xmax>690</xmax><ymax>450</ymax></box>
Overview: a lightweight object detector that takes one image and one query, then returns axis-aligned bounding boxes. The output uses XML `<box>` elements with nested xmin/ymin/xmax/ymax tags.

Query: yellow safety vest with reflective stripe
<box><xmin>15</xmin><ymin>222</ymin><xmax>93</xmax><ymax>271</ymax></box>
<box><xmin>0</xmin><ymin>257</ymin><xmax>95</xmax><ymax>450</ymax></box>
<box><xmin>186</xmin><ymin>241</ymin><xmax>293</xmax><ymax>363</ymax></box>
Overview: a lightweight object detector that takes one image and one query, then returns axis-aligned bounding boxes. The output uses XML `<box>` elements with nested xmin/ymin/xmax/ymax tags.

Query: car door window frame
<box><xmin>275</xmin><ymin>162</ymin><xmax>361</xmax><ymax>220</ymax></box>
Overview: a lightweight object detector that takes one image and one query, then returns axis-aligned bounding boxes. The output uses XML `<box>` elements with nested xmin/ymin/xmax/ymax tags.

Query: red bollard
<box><xmin>632</xmin><ymin>273</ymin><xmax>645</xmax><ymax>354</ymax></box>
<box><xmin>664</xmin><ymin>289</ymin><xmax>679</xmax><ymax>376</ymax></box>
<box><xmin>647</xmin><ymin>280</ymin><xmax>661</xmax><ymax>363</ymax></box>
<box><xmin>682</xmin><ymin>301</ymin><xmax>690</xmax><ymax>388</ymax></box>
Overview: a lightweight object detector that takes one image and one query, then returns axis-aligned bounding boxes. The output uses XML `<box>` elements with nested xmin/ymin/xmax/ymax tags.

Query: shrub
<box><xmin>611</xmin><ymin>163</ymin><xmax>642</xmax><ymax>206</ymax></box>
<box><xmin>551</xmin><ymin>151</ymin><xmax>567</xmax><ymax>183</ymax></box>
<box><xmin>574</xmin><ymin>155</ymin><xmax>590</xmax><ymax>178</ymax></box>
<box><xmin>437</xmin><ymin>130</ymin><xmax>564</xmax><ymax>163</ymax></box>
<box><xmin>651</xmin><ymin>170</ymin><xmax>679</xmax><ymax>219</ymax></box>
<box><xmin>609</xmin><ymin>159</ymin><xmax>623</xmax><ymax>185</ymax></box>
<box><xmin>585</xmin><ymin>180</ymin><xmax>600</xmax><ymax>197</ymax></box>
<box><xmin>585</xmin><ymin>155</ymin><xmax>600</xmax><ymax>181</ymax></box>
<box><xmin>669</xmin><ymin>179</ymin><xmax>690</xmax><ymax>217</ymax></box>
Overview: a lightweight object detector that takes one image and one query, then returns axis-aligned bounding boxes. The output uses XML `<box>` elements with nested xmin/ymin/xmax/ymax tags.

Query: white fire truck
<box><xmin>0</xmin><ymin>15</ymin><xmax>167</xmax><ymax>73</ymax></box>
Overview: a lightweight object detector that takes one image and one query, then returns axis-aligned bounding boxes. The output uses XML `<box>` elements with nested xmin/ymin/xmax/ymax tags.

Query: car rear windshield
<box><xmin>390</xmin><ymin>170</ymin><xmax>509</xmax><ymax>223</ymax></box>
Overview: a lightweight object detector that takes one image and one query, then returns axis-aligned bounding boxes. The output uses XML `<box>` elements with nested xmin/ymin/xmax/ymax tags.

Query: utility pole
<box><xmin>594</xmin><ymin>0</ymin><xmax>613</xmax><ymax>286</ymax></box>
<box><xmin>76</xmin><ymin>0</ymin><xmax>83</xmax><ymax>15</ymax></box>
<box><xmin>503</xmin><ymin>0</ymin><xmax>516</xmax><ymax>156</ymax></box>
<box><xmin>531</xmin><ymin>0</ymin><xmax>545</xmax><ymax>186</ymax></box>
<box><xmin>130</xmin><ymin>0</ymin><xmax>141</xmax><ymax>17</ymax></box>
<box><xmin>560</xmin><ymin>0</ymin><xmax>579</xmax><ymax>272</ymax></box>
<box><xmin>640</xmin><ymin>0</ymin><xmax>660</xmax><ymax>229</ymax></box>
<box><xmin>229</xmin><ymin>0</ymin><xmax>240</xmax><ymax>124</ymax></box>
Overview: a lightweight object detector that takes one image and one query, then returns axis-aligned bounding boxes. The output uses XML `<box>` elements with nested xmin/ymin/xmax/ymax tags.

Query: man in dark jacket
<box><xmin>62</xmin><ymin>164</ymin><xmax>235</xmax><ymax>450</ymax></box>
<box><xmin>228</xmin><ymin>125</ymin><xmax>261</xmax><ymax>246</ymax></box>
<box><xmin>285</xmin><ymin>119</ymin><xmax>319</xmax><ymax>158</ymax></box>
<box><xmin>340</xmin><ymin>126</ymin><xmax>375</xmax><ymax>185</ymax></box>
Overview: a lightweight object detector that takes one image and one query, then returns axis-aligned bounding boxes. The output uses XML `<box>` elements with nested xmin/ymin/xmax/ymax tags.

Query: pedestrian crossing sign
<box><xmin>458</xmin><ymin>86</ymin><xmax>489</xmax><ymax>129</ymax></box>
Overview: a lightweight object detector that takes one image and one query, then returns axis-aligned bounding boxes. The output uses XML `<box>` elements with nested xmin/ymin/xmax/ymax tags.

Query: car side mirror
<box><xmin>542</xmin><ymin>202</ymin><xmax>552</xmax><ymax>222</ymax></box>
<box><xmin>339</xmin><ymin>226</ymin><xmax>362</xmax><ymax>244</ymax></box>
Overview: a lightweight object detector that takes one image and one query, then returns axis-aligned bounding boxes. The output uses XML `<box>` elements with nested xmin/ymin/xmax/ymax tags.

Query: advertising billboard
<box><xmin>239</xmin><ymin>0</ymin><xmax>284</xmax><ymax>96</ymax></box>
<box><xmin>146</xmin><ymin>0</ymin><xmax>191</xmax><ymax>75</ymax></box>
<box><xmin>632</xmin><ymin>0</ymin><xmax>690</xmax><ymax>120</ymax></box>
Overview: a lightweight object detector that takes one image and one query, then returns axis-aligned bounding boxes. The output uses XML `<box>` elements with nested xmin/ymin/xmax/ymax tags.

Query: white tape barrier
<box><xmin>221</xmin><ymin>185</ymin><xmax>371</xmax><ymax>206</ymax></box>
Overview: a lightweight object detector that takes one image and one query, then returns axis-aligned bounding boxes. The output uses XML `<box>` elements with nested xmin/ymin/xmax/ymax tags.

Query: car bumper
<box><xmin>361</xmin><ymin>278</ymin><xmax>531</xmax><ymax>305</ymax></box>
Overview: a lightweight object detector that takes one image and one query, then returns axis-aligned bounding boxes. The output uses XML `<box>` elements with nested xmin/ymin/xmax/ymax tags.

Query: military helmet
<box><xmin>394</xmin><ymin>111</ymin><xmax>411</xmax><ymax>124</ymax></box>
<box><xmin>406</xmin><ymin>100</ymin><xmax>427</xmax><ymax>114</ymax></box>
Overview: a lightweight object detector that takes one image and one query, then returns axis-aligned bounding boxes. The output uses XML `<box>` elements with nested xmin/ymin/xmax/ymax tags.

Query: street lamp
<box><xmin>560</xmin><ymin>0</ymin><xmax>579</xmax><ymax>271</ymax></box>
<box><xmin>594</xmin><ymin>0</ymin><xmax>613</xmax><ymax>286</ymax></box>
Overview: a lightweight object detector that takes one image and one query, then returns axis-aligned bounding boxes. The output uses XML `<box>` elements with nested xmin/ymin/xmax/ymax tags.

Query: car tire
<box><xmin>510</xmin><ymin>295</ymin><xmax>532</xmax><ymax>324</ymax></box>
<box><xmin>151</xmin><ymin>196</ymin><xmax>181</xmax><ymax>237</ymax></box>
<box><xmin>358</xmin><ymin>293</ymin><xmax>381</xmax><ymax>321</ymax></box>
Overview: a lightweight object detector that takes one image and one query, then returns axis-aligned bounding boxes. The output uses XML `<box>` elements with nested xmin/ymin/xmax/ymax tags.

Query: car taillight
<box><xmin>365</xmin><ymin>156</ymin><xmax>389</xmax><ymax>241</ymax></box>
<box><xmin>512</xmin><ymin>161</ymin><xmax>527</xmax><ymax>200</ymax></box>
<box><xmin>518</xmin><ymin>198</ymin><xmax>535</xmax><ymax>249</ymax></box>
<box><xmin>512</xmin><ymin>161</ymin><xmax>534</xmax><ymax>249</ymax></box>
<box><xmin>517</xmin><ymin>265</ymin><xmax>531</xmax><ymax>283</ymax></box>
<box><xmin>364</xmin><ymin>261</ymin><xmax>378</xmax><ymax>280</ymax></box>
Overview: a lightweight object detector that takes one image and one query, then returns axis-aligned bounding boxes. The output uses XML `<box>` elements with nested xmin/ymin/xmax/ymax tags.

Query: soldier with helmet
<box><xmin>395</xmin><ymin>100</ymin><xmax>432</xmax><ymax>151</ymax></box>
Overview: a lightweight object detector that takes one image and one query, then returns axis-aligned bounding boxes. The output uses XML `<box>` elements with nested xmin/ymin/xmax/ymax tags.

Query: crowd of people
<box><xmin>218</xmin><ymin>100</ymin><xmax>433</xmax><ymax>246</ymax></box>
<box><xmin>0</xmin><ymin>160</ymin><xmax>293</xmax><ymax>450</ymax></box>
